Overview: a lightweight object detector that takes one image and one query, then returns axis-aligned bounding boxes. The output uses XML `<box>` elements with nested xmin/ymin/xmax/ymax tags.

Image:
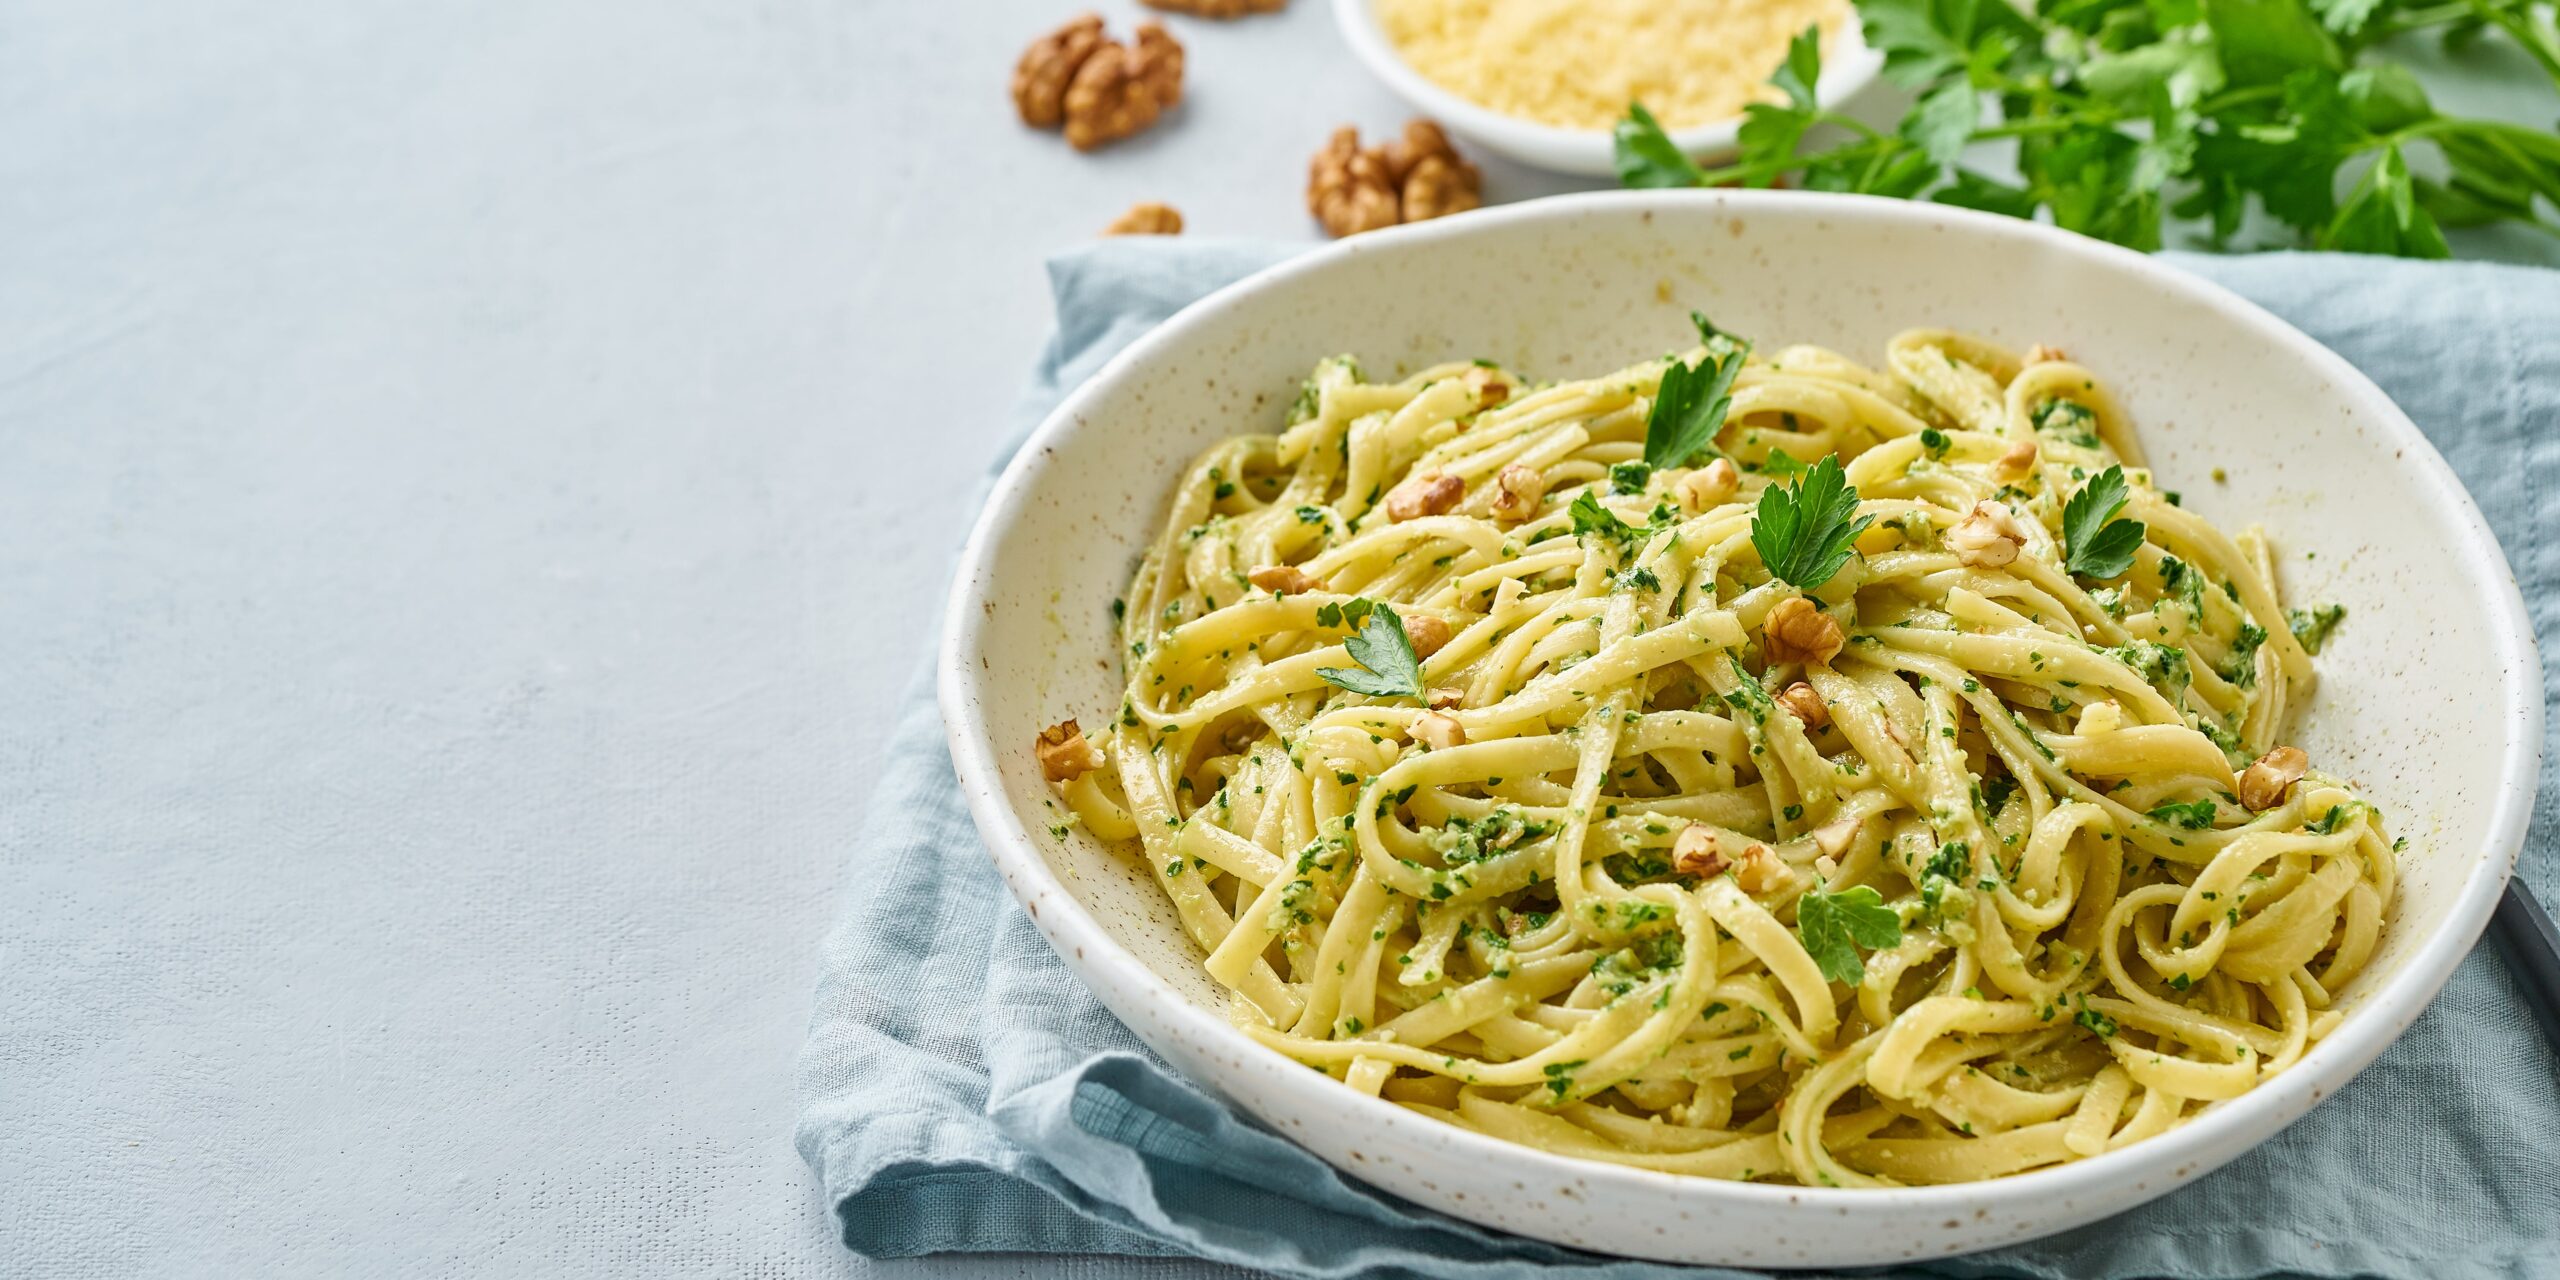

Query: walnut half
<box><xmin>1063</xmin><ymin>22</ymin><xmax>1184</xmax><ymax>151</ymax></box>
<box><xmin>1385</xmin><ymin>470</ymin><xmax>1464</xmax><ymax>522</ymax></box>
<box><xmin>1947</xmin><ymin>499</ymin><xmax>2029</xmax><ymax>569</ymax></box>
<box><xmin>1014</xmin><ymin>16</ymin><xmax>1185</xmax><ymax>150</ymax></box>
<box><xmin>1674</xmin><ymin>826</ymin><xmax>1790</xmax><ymax>893</ymax></box>
<box><xmin>1376</xmin><ymin>119</ymin><xmax>1481</xmax><ymax>223</ymax></box>
<box><xmin>1489</xmin><ymin>464</ymin><xmax>1547</xmax><ymax>522</ymax></box>
<box><xmin>1247</xmin><ymin>564</ymin><xmax>1321</xmax><ymax>594</ymax></box>
<box><xmin>1763</xmin><ymin>597</ymin><xmax>1845</xmax><ymax>667</ymax></box>
<box><xmin>1776</xmin><ymin>681</ymin><xmax>1829</xmax><ymax>728</ymax></box>
<box><xmin>1411</xmin><ymin>711</ymin><xmax>1465</xmax><ymax>750</ymax></box>
<box><xmin>1404</xmin><ymin>614</ymin><xmax>1453</xmax><ymax>658</ymax></box>
<box><xmin>1103</xmin><ymin>202</ymin><xmax>1184</xmax><ymax>236</ymax></box>
<box><xmin>1307</xmin><ymin>119</ymin><xmax>1480</xmax><ymax>238</ymax></box>
<box><xmin>1036</xmin><ymin>719</ymin><xmax>1105</xmax><ymax>783</ymax></box>
<box><xmin>1012</xmin><ymin>14</ymin><xmax>1105</xmax><ymax>128</ymax></box>
<box><xmin>2238</xmin><ymin>746</ymin><xmax>2309</xmax><ymax>811</ymax></box>
<box><xmin>1676</xmin><ymin>459</ymin><xmax>1740</xmax><ymax>514</ymax></box>
<box><xmin>1308</xmin><ymin>127</ymin><xmax>1400</xmax><ymax>238</ymax></box>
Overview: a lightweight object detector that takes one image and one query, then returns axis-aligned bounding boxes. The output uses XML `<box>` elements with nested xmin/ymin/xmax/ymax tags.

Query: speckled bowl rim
<box><xmin>940</xmin><ymin>189</ymin><xmax>2541</xmax><ymax>1260</ymax></box>
<box><xmin>1329</xmin><ymin>0</ymin><xmax>1885</xmax><ymax>176</ymax></box>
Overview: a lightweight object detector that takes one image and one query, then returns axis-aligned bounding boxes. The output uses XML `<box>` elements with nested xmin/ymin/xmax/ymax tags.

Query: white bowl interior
<box><xmin>943</xmin><ymin>192</ymin><xmax>2537</xmax><ymax>1266</ymax></box>
<box><xmin>1331</xmin><ymin>0</ymin><xmax>1886</xmax><ymax>176</ymax></box>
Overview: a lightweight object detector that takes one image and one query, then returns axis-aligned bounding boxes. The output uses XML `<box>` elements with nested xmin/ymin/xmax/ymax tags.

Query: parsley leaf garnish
<box><xmin>1769</xmin><ymin>23</ymin><xmax>1822</xmax><ymax>108</ymax></box>
<box><xmin>2148</xmin><ymin>797</ymin><xmax>2220</xmax><ymax>830</ymax></box>
<box><xmin>1796</xmin><ymin>883</ymin><xmax>1903</xmax><ymax>986</ymax></box>
<box><xmin>1316</xmin><ymin>599</ymin><xmax>1423</xmax><ymax>699</ymax></box>
<box><xmin>2063</xmin><ymin>464</ymin><xmax>2146</xmax><ymax>579</ymax></box>
<box><xmin>1751</xmin><ymin>455</ymin><xmax>1872</xmax><ymax>589</ymax></box>
<box><xmin>1612</xmin><ymin>102</ymin><xmax>1708</xmax><ymax>189</ymax></box>
<box><xmin>1642</xmin><ymin>344</ymin><xmax>1747</xmax><ymax>470</ymax></box>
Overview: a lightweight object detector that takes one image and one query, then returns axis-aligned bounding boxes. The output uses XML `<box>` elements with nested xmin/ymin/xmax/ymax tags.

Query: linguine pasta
<box><xmin>1036</xmin><ymin>325</ymin><xmax>2390</xmax><ymax>1187</ymax></box>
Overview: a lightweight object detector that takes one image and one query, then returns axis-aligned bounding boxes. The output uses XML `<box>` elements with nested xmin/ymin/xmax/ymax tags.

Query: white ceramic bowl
<box><xmin>1331</xmin><ymin>0</ymin><xmax>1884</xmax><ymax>176</ymax></box>
<box><xmin>941</xmin><ymin>191</ymin><xmax>2541</xmax><ymax>1267</ymax></box>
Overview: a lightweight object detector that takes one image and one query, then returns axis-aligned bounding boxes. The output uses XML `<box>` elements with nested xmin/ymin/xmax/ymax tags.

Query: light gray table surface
<box><xmin>5</xmin><ymin>1</ymin><xmax>2551</xmax><ymax>1276</ymax></box>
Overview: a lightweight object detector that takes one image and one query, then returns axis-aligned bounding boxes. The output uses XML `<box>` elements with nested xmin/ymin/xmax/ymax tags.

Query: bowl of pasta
<box><xmin>940</xmin><ymin>190</ymin><xmax>2539</xmax><ymax>1266</ymax></box>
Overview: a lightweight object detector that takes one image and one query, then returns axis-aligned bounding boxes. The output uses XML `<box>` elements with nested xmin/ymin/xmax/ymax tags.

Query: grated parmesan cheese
<box><xmin>1375</xmin><ymin>0</ymin><xmax>1849</xmax><ymax>132</ymax></box>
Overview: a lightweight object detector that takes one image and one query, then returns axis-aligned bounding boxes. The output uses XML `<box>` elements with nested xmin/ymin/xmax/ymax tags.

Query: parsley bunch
<box><xmin>1616</xmin><ymin>0</ymin><xmax>2560</xmax><ymax>256</ymax></box>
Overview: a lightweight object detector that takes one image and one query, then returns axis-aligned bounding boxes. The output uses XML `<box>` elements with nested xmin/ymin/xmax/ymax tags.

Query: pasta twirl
<box><xmin>1038</xmin><ymin>328</ymin><xmax>2391</xmax><ymax>1187</ymax></box>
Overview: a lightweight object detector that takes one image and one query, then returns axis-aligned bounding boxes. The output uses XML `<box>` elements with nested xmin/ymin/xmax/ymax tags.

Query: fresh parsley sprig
<box><xmin>1613</xmin><ymin>0</ymin><xmax>2560</xmax><ymax>259</ymax></box>
<box><xmin>1315</xmin><ymin>598</ymin><xmax>1424</xmax><ymax>699</ymax></box>
<box><xmin>1615</xmin><ymin>102</ymin><xmax>1710</xmax><ymax>188</ymax></box>
<box><xmin>1796</xmin><ymin>882</ymin><xmax>1904</xmax><ymax>986</ymax></box>
<box><xmin>1641</xmin><ymin>312</ymin><xmax>1751</xmax><ymax>471</ymax></box>
<box><xmin>2063</xmin><ymin>464</ymin><xmax>2147</xmax><ymax>579</ymax></box>
<box><xmin>1643</xmin><ymin>347</ymin><xmax>1749</xmax><ymax>471</ymax></box>
<box><xmin>1751</xmin><ymin>455</ymin><xmax>1873</xmax><ymax>589</ymax></box>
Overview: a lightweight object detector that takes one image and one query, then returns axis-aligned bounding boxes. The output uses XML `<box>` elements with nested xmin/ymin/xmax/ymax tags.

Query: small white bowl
<box><xmin>941</xmin><ymin>191</ymin><xmax>2541</xmax><ymax>1266</ymax></box>
<box><xmin>1331</xmin><ymin>0</ymin><xmax>1885</xmax><ymax>176</ymax></box>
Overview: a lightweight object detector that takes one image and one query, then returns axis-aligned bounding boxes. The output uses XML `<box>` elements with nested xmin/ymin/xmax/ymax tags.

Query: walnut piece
<box><xmin>1385</xmin><ymin>470</ymin><xmax>1464</xmax><ymax>521</ymax></box>
<box><xmin>1061</xmin><ymin>22</ymin><xmax>1184</xmax><ymax>151</ymax></box>
<box><xmin>1810</xmin><ymin>817</ymin><xmax>1862</xmax><ymax>859</ymax></box>
<box><xmin>1132</xmin><ymin>23</ymin><xmax>1184</xmax><ymax>106</ymax></box>
<box><xmin>1763</xmin><ymin>597</ymin><xmax>1845</xmax><ymax>667</ymax></box>
<box><xmin>1248</xmin><ymin>564</ymin><xmax>1321</xmax><ymax>594</ymax></box>
<box><xmin>1463</xmin><ymin>365</ymin><xmax>1510</xmax><ymax>410</ymax></box>
<box><xmin>1013</xmin><ymin>14</ymin><xmax>1105</xmax><ymax>128</ymax></box>
<box><xmin>1412</xmin><ymin>711</ymin><xmax>1466</xmax><ymax>751</ymax></box>
<box><xmin>1676</xmin><ymin>458</ymin><xmax>1740</xmax><ymax>514</ymax></box>
<box><xmin>1996</xmin><ymin>438</ymin><xmax>2040</xmax><ymax>478</ymax></box>
<box><xmin>1427</xmin><ymin>685</ymin><xmax>1466</xmax><ymax>710</ymax></box>
<box><xmin>1377</xmin><ymin>120</ymin><xmax>1481</xmax><ymax>223</ymax></box>
<box><xmin>1732</xmin><ymin>842</ymin><xmax>1791</xmax><ymax>894</ymax></box>
<box><xmin>2238</xmin><ymin>746</ymin><xmax>2309</xmax><ymax>811</ymax></box>
<box><xmin>1489</xmin><ymin>464</ymin><xmax>1546</xmax><ymax>522</ymax></box>
<box><xmin>2024</xmin><ymin>343</ymin><xmax>2070</xmax><ymax>365</ymax></box>
<box><xmin>1142</xmin><ymin>0</ymin><xmax>1286</xmax><ymax>14</ymax></box>
<box><xmin>1307</xmin><ymin>127</ymin><xmax>1400</xmax><ymax>238</ymax></box>
<box><xmin>1404</xmin><ymin>613</ymin><xmax>1452</xmax><ymax>658</ymax></box>
<box><xmin>1776</xmin><ymin>681</ymin><xmax>1829</xmax><ymax>729</ymax></box>
<box><xmin>1307</xmin><ymin>119</ymin><xmax>1478</xmax><ymax>238</ymax></box>
<box><xmin>1036</xmin><ymin>719</ymin><xmax>1105</xmax><ymax>783</ymax></box>
<box><xmin>1672</xmin><ymin>825</ymin><xmax>1729</xmax><ymax>879</ymax></box>
<box><xmin>1103</xmin><ymin>202</ymin><xmax>1184</xmax><ymax>236</ymax></box>
<box><xmin>1947</xmin><ymin>499</ymin><xmax>2029</xmax><ymax>569</ymax></box>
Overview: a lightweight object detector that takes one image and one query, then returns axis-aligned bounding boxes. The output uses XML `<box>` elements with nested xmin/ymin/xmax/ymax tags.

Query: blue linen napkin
<box><xmin>798</xmin><ymin>239</ymin><xmax>2560</xmax><ymax>1279</ymax></box>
